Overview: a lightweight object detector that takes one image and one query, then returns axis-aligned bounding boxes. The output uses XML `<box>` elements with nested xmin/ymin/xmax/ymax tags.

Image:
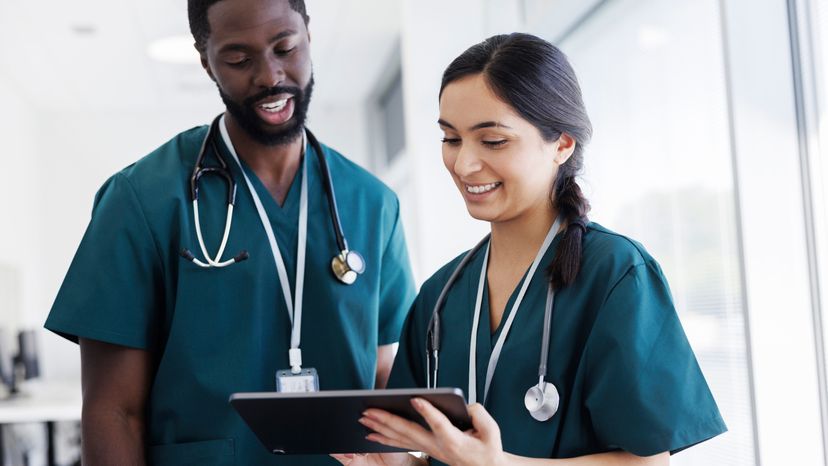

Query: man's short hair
<box><xmin>188</xmin><ymin>0</ymin><xmax>309</xmax><ymax>52</ymax></box>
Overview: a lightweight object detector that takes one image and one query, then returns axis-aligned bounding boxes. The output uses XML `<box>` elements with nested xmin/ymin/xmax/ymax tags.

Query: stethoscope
<box><xmin>426</xmin><ymin>218</ymin><xmax>562</xmax><ymax>422</ymax></box>
<box><xmin>179</xmin><ymin>114</ymin><xmax>366</xmax><ymax>286</ymax></box>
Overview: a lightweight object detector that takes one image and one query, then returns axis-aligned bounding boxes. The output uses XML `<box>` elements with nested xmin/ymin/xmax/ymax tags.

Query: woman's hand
<box><xmin>330</xmin><ymin>452</ymin><xmax>419</xmax><ymax>466</ymax></box>
<box><xmin>359</xmin><ymin>398</ymin><xmax>507</xmax><ymax>466</ymax></box>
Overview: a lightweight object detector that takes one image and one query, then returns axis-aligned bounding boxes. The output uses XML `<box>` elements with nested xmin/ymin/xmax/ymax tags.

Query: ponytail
<box><xmin>547</xmin><ymin>169</ymin><xmax>590</xmax><ymax>290</ymax></box>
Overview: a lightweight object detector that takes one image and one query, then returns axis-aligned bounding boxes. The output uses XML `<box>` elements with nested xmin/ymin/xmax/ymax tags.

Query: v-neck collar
<box><xmin>215</xmin><ymin>127</ymin><xmax>312</xmax><ymax>222</ymax></box>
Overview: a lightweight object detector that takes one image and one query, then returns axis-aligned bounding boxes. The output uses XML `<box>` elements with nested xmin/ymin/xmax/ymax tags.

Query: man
<box><xmin>44</xmin><ymin>0</ymin><xmax>416</xmax><ymax>464</ymax></box>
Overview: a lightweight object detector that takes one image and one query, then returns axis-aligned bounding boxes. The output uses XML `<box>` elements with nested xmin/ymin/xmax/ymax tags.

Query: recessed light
<box><xmin>638</xmin><ymin>26</ymin><xmax>670</xmax><ymax>50</ymax></box>
<box><xmin>148</xmin><ymin>35</ymin><xmax>200</xmax><ymax>65</ymax></box>
<box><xmin>71</xmin><ymin>24</ymin><xmax>97</xmax><ymax>35</ymax></box>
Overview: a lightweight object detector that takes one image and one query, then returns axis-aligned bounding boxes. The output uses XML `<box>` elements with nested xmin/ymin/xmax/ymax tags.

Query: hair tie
<box><xmin>568</xmin><ymin>219</ymin><xmax>587</xmax><ymax>232</ymax></box>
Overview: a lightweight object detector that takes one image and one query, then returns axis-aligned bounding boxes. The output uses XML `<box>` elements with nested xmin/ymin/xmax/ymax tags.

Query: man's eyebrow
<box><xmin>218</xmin><ymin>30</ymin><xmax>297</xmax><ymax>53</ymax></box>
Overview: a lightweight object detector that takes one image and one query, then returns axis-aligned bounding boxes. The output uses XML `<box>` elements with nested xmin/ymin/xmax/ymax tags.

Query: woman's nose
<box><xmin>453</xmin><ymin>145</ymin><xmax>483</xmax><ymax>177</ymax></box>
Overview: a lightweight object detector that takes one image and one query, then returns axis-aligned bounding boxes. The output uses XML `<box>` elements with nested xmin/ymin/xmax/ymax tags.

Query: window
<box><xmin>558</xmin><ymin>0</ymin><xmax>755</xmax><ymax>463</ymax></box>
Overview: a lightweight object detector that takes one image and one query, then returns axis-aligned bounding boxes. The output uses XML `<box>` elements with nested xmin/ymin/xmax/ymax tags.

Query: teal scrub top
<box><xmin>388</xmin><ymin>223</ymin><xmax>726</xmax><ymax>462</ymax></box>
<box><xmin>45</xmin><ymin>125</ymin><xmax>417</xmax><ymax>466</ymax></box>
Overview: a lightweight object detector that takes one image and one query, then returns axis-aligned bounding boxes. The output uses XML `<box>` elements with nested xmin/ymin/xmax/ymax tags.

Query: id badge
<box><xmin>276</xmin><ymin>367</ymin><xmax>319</xmax><ymax>393</ymax></box>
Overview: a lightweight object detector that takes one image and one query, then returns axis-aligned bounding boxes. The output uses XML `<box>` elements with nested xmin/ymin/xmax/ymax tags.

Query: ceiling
<box><xmin>0</xmin><ymin>0</ymin><xmax>402</xmax><ymax>113</ymax></box>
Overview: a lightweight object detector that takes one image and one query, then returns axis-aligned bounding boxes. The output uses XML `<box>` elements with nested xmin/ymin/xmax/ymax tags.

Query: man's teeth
<box><xmin>260</xmin><ymin>99</ymin><xmax>289</xmax><ymax>112</ymax></box>
<box><xmin>466</xmin><ymin>182</ymin><xmax>501</xmax><ymax>194</ymax></box>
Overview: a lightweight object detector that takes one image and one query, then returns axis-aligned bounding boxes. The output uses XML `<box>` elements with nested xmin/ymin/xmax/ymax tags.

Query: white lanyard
<box><xmin>219</xmin><ymin>116</ymin><xmax>309</xmax><ymax>373</ymax></box>
<box><xmin>468</xmin><ymin>217</ymin><xmax>561</xmax><ymax>404</ymax></box>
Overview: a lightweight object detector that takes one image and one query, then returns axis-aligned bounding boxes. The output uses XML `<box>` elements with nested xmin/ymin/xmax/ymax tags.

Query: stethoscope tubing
<box><xmin>184</xmin><ymin>115</ymin><xmax>354</xmax><ymax>269</ymax></box>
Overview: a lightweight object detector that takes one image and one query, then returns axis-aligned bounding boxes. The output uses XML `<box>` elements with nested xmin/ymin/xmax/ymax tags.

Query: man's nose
<box><xmin>253</xmin><ymin>57</ymin><xmax>285</xmax><ymax>89</ymax></box>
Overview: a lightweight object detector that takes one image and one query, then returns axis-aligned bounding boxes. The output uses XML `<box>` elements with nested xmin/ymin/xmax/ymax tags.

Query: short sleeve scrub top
<box><xmin>388</xmin><ymin>223</ymin><xmax>726</xmax><ymax>463</ymax></box>
<box><xmin>45</xmin><ymin>125</ymin><xmax>417</xmax><ymax>466</ymax></box>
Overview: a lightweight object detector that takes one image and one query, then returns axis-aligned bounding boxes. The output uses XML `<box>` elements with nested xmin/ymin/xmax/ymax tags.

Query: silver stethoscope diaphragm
<box><xmin>524</xmin><ymin>379</ymin><xmax>560</xmax><ymax>421</ymax></box>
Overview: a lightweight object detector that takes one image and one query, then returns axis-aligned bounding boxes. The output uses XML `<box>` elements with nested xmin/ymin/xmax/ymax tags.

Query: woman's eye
<box><xmin>441</xmin><ymin>137</ymin><xmax>461</xmax><ymax>146</ymax></box>
<box><xmin>482</xmin><ymin>140</ymin><xmax>508</xmax><ymax>147</ymax></box>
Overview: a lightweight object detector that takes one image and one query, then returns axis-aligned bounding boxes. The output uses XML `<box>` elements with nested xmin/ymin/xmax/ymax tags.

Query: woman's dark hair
<box><xmin>440</xmin><ymin>33</ymin><xmax>593</xmax><ymax>290</ymax></box>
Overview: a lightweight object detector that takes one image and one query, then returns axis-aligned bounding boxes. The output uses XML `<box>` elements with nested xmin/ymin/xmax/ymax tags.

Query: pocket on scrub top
<box><xmin>148</xmin><ymin>438</ymin><xmax>235</xmax><ymax>466</ymax></box>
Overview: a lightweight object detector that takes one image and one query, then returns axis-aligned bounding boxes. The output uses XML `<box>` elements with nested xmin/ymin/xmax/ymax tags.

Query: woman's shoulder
<box><xmin>419</xmin><ymin>250</ymin><xmax>473</xmax><ymax>298</ymax></box>
<box><xmin>580</xmin><ymin>222</ymin><xmax>660</xmax><ymax>283</ymax></box>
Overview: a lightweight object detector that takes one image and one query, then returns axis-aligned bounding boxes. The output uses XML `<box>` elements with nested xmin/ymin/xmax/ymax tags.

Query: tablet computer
<box><xmin>229</xmin><ymin>388</ymin><xmax>471</xmax><ymax>455</ymax></box>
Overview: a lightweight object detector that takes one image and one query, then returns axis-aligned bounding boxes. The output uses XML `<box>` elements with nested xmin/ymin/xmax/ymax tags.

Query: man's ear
<box><xmin>553</xmin><ymin>133</ymin><xmax>576</xmax><ymax>166</ymax></box>
<box><xmin>198</xmin><ymin>45</ymin><xmax>216</xmax><ymax>82</ymax></box>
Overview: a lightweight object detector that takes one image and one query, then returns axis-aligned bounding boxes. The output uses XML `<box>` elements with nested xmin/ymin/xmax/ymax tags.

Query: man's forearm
<box><xmin>82</xmin><ymin>406</ymin><xmax>146</xmax><ymax>466</ymax></box>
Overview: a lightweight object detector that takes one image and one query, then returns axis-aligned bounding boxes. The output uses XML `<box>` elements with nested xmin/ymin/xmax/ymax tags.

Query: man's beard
<box><xmin>219</xmin><ymin>75</ymin><xmax>314</xmax><ymax>147</ymax></box>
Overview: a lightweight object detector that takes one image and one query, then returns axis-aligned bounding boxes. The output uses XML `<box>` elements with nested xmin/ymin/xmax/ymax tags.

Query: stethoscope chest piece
<box><xmin>331</xmin><ymin>250</ymin><xmax>365</xmax><ymax>285</ymax></box>
<box><xmin>524</xmin><ymin>381</ymin><xmax>559</xmax><ymax>422</ymax></box>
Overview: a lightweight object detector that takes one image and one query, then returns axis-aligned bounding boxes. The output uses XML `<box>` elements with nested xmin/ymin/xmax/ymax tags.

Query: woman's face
<box><xmin>439</xmin><ymin>74</ymin><xmax>573</xmax><ymax>225</ymax></box>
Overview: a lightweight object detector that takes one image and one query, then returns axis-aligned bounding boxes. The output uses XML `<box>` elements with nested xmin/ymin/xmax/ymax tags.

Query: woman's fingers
<box><xmin>466</xmin><ymin>403</ymin><xmax>501</xmax><ymax>445</ymax></box>
<box><xmin>361</xmin><ymin>409</ymin><xmax>432</xmax><ymax>452</ymax></box>
<box><xmin>330</xmin><ymin>453</ymin><xmax>353</xmax><ymax>465</ymax></box>
<box><xmin>410</xmin><ymin>398</ymin><xmax>463</xmax><ymax>443</ymax></box>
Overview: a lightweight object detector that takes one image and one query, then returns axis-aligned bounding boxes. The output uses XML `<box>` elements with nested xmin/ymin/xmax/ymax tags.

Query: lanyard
<box><xmin>219</xmin><ymin>116</ymin><xmax>309</xmax><ymax>373</ymax></box>
<box><xmin>468</xmin><ymin>216</ymin><xmax>561</xmax><ymax>404</ymax></box>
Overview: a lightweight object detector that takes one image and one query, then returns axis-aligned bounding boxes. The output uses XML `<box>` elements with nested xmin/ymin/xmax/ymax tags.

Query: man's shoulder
<box><xmin>319</xmin><ymin>141</ymin><xmax>399</xmax><ymax>206</ymax></box>
<box><xmin>95</xmin><ymin>126</ymin><xmax>208</xmax><ymax>209</ymax></box>
<box><xmin>119</xmin><ymin>125</ymin><xmax>208</xmax><ymax>182</ymax></box>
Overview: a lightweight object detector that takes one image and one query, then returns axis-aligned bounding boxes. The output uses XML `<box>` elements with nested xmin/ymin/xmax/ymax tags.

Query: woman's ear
<box><xmin>553</xmin><ymin>133</ymin><xmax>577</xmax><ymax>166</ymax></box>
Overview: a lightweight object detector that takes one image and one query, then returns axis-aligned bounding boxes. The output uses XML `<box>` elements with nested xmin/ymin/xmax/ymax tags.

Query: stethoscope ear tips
<box><xmin>524</xmin><ymin>382</ymin><xmax>559</xmax><ymax>422</ymax></box>
<box><xmin>331</xmin><ymin>250</ymin><xmax>365</xmax><ymax>285</ymax></box>
<box><xmin>180</xmin><ymin>248</ymin><xmax>196</xmax><ymax>261</ymax></box>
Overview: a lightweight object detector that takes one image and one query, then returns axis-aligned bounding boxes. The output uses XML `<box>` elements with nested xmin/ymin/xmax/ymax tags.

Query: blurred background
<box><xmin>1</xmin><ymin>0</ymin><xmax>828</xmax><ymax>464</ymax></box>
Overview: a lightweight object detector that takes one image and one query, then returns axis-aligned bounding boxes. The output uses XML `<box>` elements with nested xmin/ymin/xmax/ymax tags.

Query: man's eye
<box><xmin>276</xmin><ymin>47</ymin><xmax>296</xmax><ymax>56</ymax></box>
<box><xmin>226</xmin><ymin>58</ymin><xmax>250</xmax><ymax>67</ymax></box>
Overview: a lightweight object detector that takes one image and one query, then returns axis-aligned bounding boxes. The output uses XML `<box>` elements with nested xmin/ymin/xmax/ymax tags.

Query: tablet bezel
<box><xmin>229</xmin><ymin>387</ymin><xmax>471</xmax><ymax>455</ymax></box>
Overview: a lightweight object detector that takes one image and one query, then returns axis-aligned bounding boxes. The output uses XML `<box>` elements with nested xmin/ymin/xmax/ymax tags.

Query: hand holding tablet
<box><xmin>230</xmin><ymin>388</ymin><xmax>471</xmax><ymax>455</ymax></box>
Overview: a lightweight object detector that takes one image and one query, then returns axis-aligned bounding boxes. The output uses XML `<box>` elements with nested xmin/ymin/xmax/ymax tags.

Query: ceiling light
<box><xmin>638</xmin><ymin>26</ymin><xmax>670</xmax><ymax>50</ymax></box>
<box><xmin>71</xmin><ymin>24</ymin><xmax>97</xmax><ymax>36</ymax></box>
<box><xmin>148</xmin><ymin>35</ymin><xmax>200</xmax><ymax>65</ymax></box>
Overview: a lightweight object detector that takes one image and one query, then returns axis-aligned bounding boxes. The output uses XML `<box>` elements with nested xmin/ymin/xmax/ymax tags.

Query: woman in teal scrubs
<box><xmin>334</xmin><ymin>33</ymin><xmax>726</xmax><ymax>466</ymax></box>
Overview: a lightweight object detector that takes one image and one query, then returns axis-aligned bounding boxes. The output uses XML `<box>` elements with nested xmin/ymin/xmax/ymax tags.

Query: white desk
<box><xmin>0</xmin><ymin>380</ymin><xmax>82</xmax><ymax>466</ymax></box>
<box><xmin>0</xmin><ymin>381</ymin><xmax>81</xmax><ymax>424</ymax></box>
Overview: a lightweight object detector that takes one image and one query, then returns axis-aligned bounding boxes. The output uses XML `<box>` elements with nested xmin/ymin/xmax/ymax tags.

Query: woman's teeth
<box><xmin>466</xmin><ymin>182</ymin><xmax>501</xmax><ymax>194</ymax></box>
<box><xmin>260</xmin><ymin>99</ymin><xmax>289</xmax><ymax>112</ymax></box>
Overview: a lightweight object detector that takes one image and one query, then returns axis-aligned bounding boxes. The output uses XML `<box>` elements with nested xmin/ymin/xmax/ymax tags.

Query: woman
<box><xmin>334</xmin><ymin>33</ymin><xmax>726</xmax><ymax>466</ymax></box>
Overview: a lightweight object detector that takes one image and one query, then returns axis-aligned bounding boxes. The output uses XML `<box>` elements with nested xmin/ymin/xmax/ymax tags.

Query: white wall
<box><xmin>397</xmin><ymin>0</ymin><xmax>528</xmax><ymax>281</ymax></box>
<box><xmin>0</xmin><ymin>73</ymin><xmax>40</xmax><ymax>350</ymax></box>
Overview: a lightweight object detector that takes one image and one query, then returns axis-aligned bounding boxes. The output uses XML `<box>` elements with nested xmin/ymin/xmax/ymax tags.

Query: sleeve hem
<box><xmin>618</xmin><ymin>413</ymin><xmax>728</xmax><ymax>457</ymax></box>
<box><xmin>44</xmin><ymin>318</ymin><xmax>152</xmax><ymax>351</ymax></box>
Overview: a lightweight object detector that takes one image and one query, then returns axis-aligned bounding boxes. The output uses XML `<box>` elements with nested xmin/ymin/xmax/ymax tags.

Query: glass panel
<box><xmin>379</xmin><ymin>72</ymin><xmax>407</xmax><ymax>165</ymax></box>
<box><xmin>560</xmin><ymin>0</ymin><xmax>756</xmax><ymax>464</ymax></box>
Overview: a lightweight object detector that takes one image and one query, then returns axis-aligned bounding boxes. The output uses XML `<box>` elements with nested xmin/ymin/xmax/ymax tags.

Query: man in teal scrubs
<box><xmin>44</xmin><ymin>0</ymin><xmax>416</xmax><ymax>464</ymax></box>
<box><xmin>388</xmin><ymin>223</ymin><xmax>726</xmax><ymax>462</ymax></box>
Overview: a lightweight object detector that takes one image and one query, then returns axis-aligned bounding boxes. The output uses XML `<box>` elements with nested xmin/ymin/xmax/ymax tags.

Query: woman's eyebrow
<box><xmin>437</xmin><ymin>119</ymin><xmax>513</xmax><ymax>131</ymax></box>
